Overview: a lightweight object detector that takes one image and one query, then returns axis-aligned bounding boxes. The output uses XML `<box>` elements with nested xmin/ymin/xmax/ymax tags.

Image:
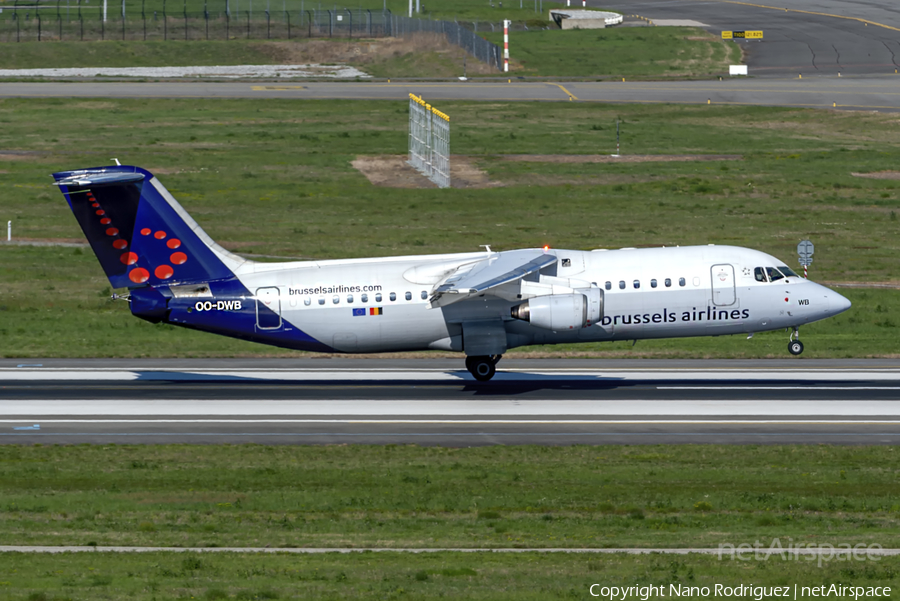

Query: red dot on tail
<box><xmin>106</xmin><ymin>227</ymin><xmax>119</xmax><ymax>236</ymax></box>
<box><xmin>154</xmin><ymin>231</ymin><xmax>167</xmax><ymax>240</ymax></box>
<box><xmin>155</xmin><ymin>265</ymin><xmax>174</xmax><ymax>280</ymax></box>
<box><xmin>129</xmin><ymin>268</ymin><xmax>150</xmax><ymax>284</ymax></box>
<box><xmin>120</xmin><ymin>252</ymin><xmax>139</xmax><ymax>265</ymax></box>
<box><xmin>785</xmin><ymin>297</ymin><xmax>789</xmax><ymax>302</ymax></box>
<box><xmin>95</xmin><ymin>209</ymin><xmax>105</xmax><ymax>216</ymax></box>
<box><xmin>170</xmin><ymin>252</ymin><xmax>187</xmax><ymax>265</ymax></box>
<box><xmin>91</xmin><ymin>203</ymin><xmax>99</xmax><ymax>208</ymax></box>
<box><xmin>140</xmin><ymin>228</ymin><xmax>151</xmax><ymax>236</ymax></box>
<box><xmin>100</xmin><ymin>218</ymin><xmax>111</xmax><ymax>225</ymax></box>
<box><xmin>167</xmin><ymin>238</ymin><xmax>181</xmax><ymax>249</ymax></box>
<box><xmin>113</xmin><ymin>240</ymin><xmax>128</xmax><ymax>250</ymax></box>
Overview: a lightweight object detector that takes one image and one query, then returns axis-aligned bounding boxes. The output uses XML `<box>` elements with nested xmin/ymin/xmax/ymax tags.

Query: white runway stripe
<box><xmin>3</xmin><ymin>400</ymin><xmax>900</xmax><ymax>417</ymax></box>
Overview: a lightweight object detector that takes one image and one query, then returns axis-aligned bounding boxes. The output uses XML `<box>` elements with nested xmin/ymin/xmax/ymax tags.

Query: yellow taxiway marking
<box><xmin>551</xmin><ymin>83</ymin><xmax>578</xmax><ymax>101</ymax></box>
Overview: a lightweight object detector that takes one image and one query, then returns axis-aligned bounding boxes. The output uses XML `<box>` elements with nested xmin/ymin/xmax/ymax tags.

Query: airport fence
<box><xmin>0</xmin><ymin>8</ymin><xmax>391</xmax><ymax>42</ymax></box>
<box><xmin>0</xmin><ymin>6</ymin><xmax>504</xmax><ymax>70</ymax></box>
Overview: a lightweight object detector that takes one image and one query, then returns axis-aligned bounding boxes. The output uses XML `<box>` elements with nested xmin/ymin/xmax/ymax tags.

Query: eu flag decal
<box><xmin>352</xmin><ymin>308</ymin><xmax>366</xmax><ymax>317</ymax></box>
<box><xmin>369</xmin><ymin>307</ymin><xmax>383</xmax><ymax>316</ymax></box>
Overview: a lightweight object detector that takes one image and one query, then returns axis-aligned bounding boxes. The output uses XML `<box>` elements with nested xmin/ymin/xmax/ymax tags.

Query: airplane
<box><xmin>52</xmin><ymin>165</ymin><xmax>852</xmax><ymax>381</ymax></box>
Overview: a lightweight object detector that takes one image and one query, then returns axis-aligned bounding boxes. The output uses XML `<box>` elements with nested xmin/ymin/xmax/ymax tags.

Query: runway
<box><xmin>3</xmin><ymin>78</ymin><xmax>900</xmax><ymax>111</ymax></box>
<box><xmin>2</xmin><ymin>359</ymin><xmax>900</xmax><ymax>445</ymax></box>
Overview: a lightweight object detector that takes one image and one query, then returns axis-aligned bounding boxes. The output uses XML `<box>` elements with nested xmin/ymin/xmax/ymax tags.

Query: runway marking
<box><xmin>705</xmin><ymin>0</ymin><xmax>900</xmax><ymax>34</ymax></box>
<box><xmin>657</xmin><ymin>386</ymin><xmax>900</xmax><ymax>390</ymax></box>
<box><xmin>251</xmin><ymin>85</ymin><xmax>307</xmax><ymax>90</ymax></box>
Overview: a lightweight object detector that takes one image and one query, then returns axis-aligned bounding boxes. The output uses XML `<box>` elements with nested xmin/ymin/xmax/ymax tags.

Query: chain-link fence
<box><xmin>391</xmin><ymin>15</ymin><xmax>502</xmax><ymax>72</ymax></box>
<box><xmin>0</xmin><ymin>6</ymin><xmax>505</xmax><ymax>71</ymax></box>
<box><xmin>0</xmin><ymin>8</ymin><xmax>391</xmax><ymax>42</ymax></box>
<box><xmin>430</xmin><ymin>107</ymin><xmax>450</xmax><ymax>189</ymax></box>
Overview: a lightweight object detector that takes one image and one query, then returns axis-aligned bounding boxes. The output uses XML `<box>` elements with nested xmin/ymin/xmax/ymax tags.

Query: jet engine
<box><xmin>510</xmin><ymin>288</ymin><xmax>604</xmax><ymax>331</ymax></box>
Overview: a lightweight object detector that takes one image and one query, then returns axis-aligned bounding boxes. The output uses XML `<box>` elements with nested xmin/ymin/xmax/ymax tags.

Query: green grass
<box><xmin>484</xmin><ymin>27</ymin><xmax>742</xmax><ymax>78</ymax></box>
<box><xmin>1</xmin><ymin>445</ymin><xmax>898</xmax><ymax>549</ymax></box>
<box><xmin>1</xmin><ymin>551</ymin><xmax>898</xmax><ymax>600</ymax></box>
<box><xmin>3</xmin><ymin>98</ymin><xmax>900</xmax><ymax>357</ymax></box>
<box><xmin>0</xmin><ymin>40</ymin><xmax>289</xmax><ymax>69</ymax></box>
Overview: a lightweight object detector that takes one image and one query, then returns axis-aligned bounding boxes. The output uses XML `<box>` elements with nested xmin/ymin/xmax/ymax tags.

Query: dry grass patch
<box><xmin>352</xmin><ymin>154</ymin><xmax>502</xmax><ymax>189</ymax></box>
<box><xmin>502</xmin><ymin>153</ymin><xmax>741</xmax><ymax>163</ymax></box>
<box><xmin>852</xmin><ymin>171</ymin><xmax>900</xmax><ymax>180</ymax></box>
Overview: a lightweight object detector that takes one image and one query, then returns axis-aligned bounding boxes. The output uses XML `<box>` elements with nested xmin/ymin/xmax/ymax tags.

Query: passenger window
<box><xmin>390</xmin><ymin>292</ymin><xmax>397</xmax><ymax>302</ymax></box>
<box><xmin>605</xmin><ymin>281</ymin><xmax>611</xmax><ymax>291</ymax></box>
<box><xmin>303</xmin><ymin>298</ymin><xmax>311</xmax><ymax>306</ymax></box>
<box><xmin>361</xmin><ymin>293</ymin><xmax>368</xmax><ymax>303</ymax></box>
<box><xmin>693</xmin><ymin>277</ymin><xmax>701</xmax><ymax>287</ymax></box>
<box><xmin>679</xmin><ymin>277</ymin><xmax>686</xmax><ymax>287</ymax></box>
<box><xmin>420</xmin><ymin>291</ymin><xmax>428</xmax><ymax>300</ymax></box>
<box><xmin>405</xmin><ymin>292</ymin><xmax>412</xmax><ymax>301</ymax></box>
<box><xmin>619</xmin><ymin>281</ymin><xmax>626</xmax><ymax>290</ymax></box>
<box><xmin>651</xmin><ymin>279</ymin><xmax>657</xmax><ymax>289</ymax></box>
<box><xmin>665</xmin><ymin>278</ymin><xmax>671</xmax><ymax>288</ymax></box>
<box><xmin>633</xmin><ymin>280</ymin><xmax>640</xmax><ymax>289</ymax></box>
<box><xmin>333</xmin><ymin>295</ymin><xmax>340</xmax><ymax>304</ymax></box>
<box><xmin>376</xmin><ymin>293</ymin><xmax>382</xmax><ymax>303</ymax></box>
<box><xmin>318</xmin><ymin>297</ymin><xmax>325</xmax><ymax>305</ymax></box>
<box><xmin>754</xmin><ymin>267</ymin><xmax>768</xmax><ymax>282</ymax></box>
<box><xmin>347</xmin><ymin>294</ymin><xmax>354</xmax><ymax>304</ymax></box>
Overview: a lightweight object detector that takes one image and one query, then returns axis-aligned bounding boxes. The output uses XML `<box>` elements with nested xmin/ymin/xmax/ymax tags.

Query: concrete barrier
<box><xmin>549</xmin><ymin>10</ymin><xmax>623</xmax><ymax>30</ymax></box>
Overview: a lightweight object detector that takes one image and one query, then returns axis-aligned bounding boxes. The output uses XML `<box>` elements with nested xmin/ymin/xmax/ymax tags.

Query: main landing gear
<box><xmin>465</xmin><ymin>355</ymin><xmax>502</xmax><ymax>382</ymax></box>
<box><xmin>788</xmin><ymin>327</ymin><xmax>804</xmax><ymax>356</ymax></box>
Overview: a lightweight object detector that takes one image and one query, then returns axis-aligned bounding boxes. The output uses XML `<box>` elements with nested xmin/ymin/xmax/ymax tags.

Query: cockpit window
<box><xmin>778</xmin><ymin>266</ymin><xmax>799</xmax><ymax>278</ymax></box>
<box><xmin>766</xmin><ymin>267</ymin><xmax>787</xmax><ymax>282</ymax></box>
<box><xmin>754</xmin><ymin>267</ymin><xmax>768</xmax><ymax>282</ymax></box>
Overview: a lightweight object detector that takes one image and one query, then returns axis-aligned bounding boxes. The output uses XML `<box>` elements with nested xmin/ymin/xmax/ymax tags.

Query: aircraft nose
<box><xmin>828</xmin><ymin>291</ymin><xmax>852</xmax><ymax>315</ymax></box>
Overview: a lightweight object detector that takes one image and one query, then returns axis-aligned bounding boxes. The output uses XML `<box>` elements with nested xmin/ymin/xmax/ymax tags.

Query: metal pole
<box><xmin>345</xmin><ymin>7</ymin><xmax>350</xmax><ymax>39</ymax></box>
<box><xmin>7</xmin><ymin>221</ymin><xmax>10</xmax><ymax>242</ymax></box>
<box><xmin>265</xmin><ymin>9</ymin><xmax>269</xmax><ymax>38</ymax></box>
<box><xmin>616</xmin><ymin>120</ymin><xmax>620</xmax><ymax>155</ymax></box>
<box><xmin>103</xmin><ymin>0</ymin><xmax>106</xmax><ymax>22</ymax></box>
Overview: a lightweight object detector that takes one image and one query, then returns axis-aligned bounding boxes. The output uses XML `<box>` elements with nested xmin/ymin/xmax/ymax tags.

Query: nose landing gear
<box><xmin>788</xmin><ymin>327</ymin><xmax>804</xmax><ymax>355</ymax></box>
<box><xmin>465</xmin><ymin>355</ymin><xmax>502</xmax><ymax>381</ymax></box>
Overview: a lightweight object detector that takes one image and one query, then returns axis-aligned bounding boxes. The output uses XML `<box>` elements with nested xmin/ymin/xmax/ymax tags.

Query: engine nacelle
<box><xmin>510</xmin><ymin>288</ymin><xmax>604</xmax><ymax>331</ymax></box>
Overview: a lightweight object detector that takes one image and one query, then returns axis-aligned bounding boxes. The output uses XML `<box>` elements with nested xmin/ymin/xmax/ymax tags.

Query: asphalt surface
<box><xmin>3</xmin><ymin>78</ymin><xmax>900</xmax><ymax>111</ymax></box>
<box><xmin>3</xmin><ymin>359</ymin><xmax>900</xmax><ymax>445</ymax></box>
<box><xmin>602</xmin><ymin>0</ymin><xmax>900</xmax><ymax>76</ymax></box>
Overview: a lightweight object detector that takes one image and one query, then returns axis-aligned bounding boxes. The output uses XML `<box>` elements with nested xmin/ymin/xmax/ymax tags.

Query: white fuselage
<box><xmin>227</xmin><ymin>245</ymin><xmax>849</xmax><ymax>353</ymax></box>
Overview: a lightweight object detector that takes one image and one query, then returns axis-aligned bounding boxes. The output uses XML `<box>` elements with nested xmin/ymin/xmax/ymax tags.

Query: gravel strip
<box><xmin>0</xmin><ymin>64</ymin><xmax>370</xmax><ymax>79</ymax></box>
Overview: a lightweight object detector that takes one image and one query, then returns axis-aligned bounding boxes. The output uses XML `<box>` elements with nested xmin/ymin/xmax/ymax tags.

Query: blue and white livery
<box><xmin>53</xmin><ymin>165</ymin><xmax>851</xmax><ymax>381</ymax></box>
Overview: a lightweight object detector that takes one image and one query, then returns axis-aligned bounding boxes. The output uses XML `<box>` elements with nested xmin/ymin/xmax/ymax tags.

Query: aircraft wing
<box><xmin>430</xmin><ymin>249</ymin><xmax>557</xmax><ymax>307</ymax></box>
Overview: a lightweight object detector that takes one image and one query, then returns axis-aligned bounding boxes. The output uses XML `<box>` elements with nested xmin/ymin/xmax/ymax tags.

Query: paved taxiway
<box><xmin>606</xmin><ymin>0</ymin><xmax>900</xmax><ymax>77</ymax></box>
<box><xmin>3</xmin><ymin>79</ymin><xmax>900</xmax><ymax>111</ymax></box>
<box><xmin>2</xmin><ymin>359</ymin><xmax>899</xmax><ymax>445</ymax></box>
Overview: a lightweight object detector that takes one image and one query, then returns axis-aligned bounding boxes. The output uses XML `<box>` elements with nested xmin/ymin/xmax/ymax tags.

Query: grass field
<box><xmin>2</xmin><ymin>98</ymin><xmax>900</xmax><ymax>357</ymax></box>
<box><xmin>2</xmin><ymin>445</ymin><xmax>897</xmax><ymax>549</ymax></box>
<box><xmin>2</xmin><ymin>551</ymin><xmax>898</xmax><ymax>600</ymax></box>
<box><xmin>484</xmin><ymin>27</ymin><xmax>741</xmax><ymax>78</ymax></box>
<box><xmin>0</xmin><ymin>27</ymin><xmax>739</xmax><ymax>80</ymax></box>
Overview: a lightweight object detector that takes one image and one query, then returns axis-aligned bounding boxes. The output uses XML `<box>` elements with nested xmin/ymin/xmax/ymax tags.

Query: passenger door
<box><xmin>711</xmin><ymin>264</ymin><xmax>736</xmax><ymax>306</ymax></box>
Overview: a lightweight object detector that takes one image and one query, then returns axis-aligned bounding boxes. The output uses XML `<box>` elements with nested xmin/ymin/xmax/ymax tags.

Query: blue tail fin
<box><xmin>53</xmin><ymin>166</ymin><xmax>243</xmax><ymax>289</ymax></box>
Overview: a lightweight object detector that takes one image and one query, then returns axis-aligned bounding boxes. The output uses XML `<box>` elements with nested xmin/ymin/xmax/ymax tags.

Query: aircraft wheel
<box><xmin>788</xmin><ymin>340</ymin><xmax>804</xmax><ymax>356</ymax></box>
<box><xmin>466</xmin><ymin>356</ymin><xmax>496</xmax><ymax>381</ymax></box>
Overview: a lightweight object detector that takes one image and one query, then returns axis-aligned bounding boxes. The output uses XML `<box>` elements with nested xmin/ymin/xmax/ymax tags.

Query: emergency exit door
<box><xmin>256</xmin><ymin>287</ymin><xmax>282</xmax><ymax>329</ymax></box>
